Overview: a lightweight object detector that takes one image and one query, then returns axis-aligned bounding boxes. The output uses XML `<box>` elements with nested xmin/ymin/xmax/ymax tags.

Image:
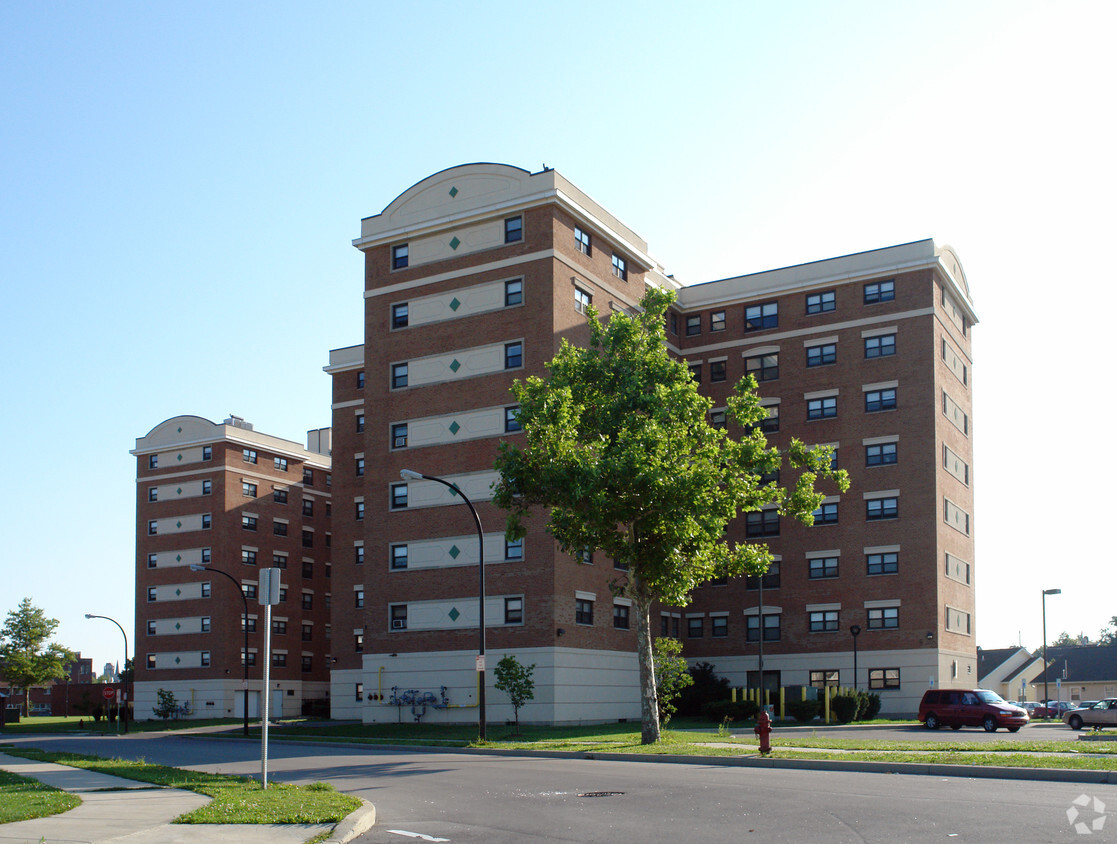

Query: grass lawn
<box><xmin>252</xmin><ymin>717</ymin><xmax>1117</xmax><ymax>771</ymax></box>
<box><xmin>3</xmin><ymin>748</ymin><xmax>362</xmax><ymax>825</ymax></box>
<box><xmin>0</xmin><ymin>767</ymin><xmax>82</xmax><ymax>824</ymax></box>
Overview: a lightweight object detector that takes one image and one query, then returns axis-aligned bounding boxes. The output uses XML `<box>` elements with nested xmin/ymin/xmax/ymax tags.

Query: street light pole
<box><xmin>84</xmin><ymin>613</ymin><xmax>129</xmax><ymax>733</ymax></box>
<box><xmin>401</xmin><ymin>469</ymin><xmax>486</xmax><ymax>741</ymax></box>
<box><xmin>191</xmin><ymin>564</ymin><xmax>251</xmax><ymax>736</ymax></box>
<box><xmin>849</xmin><ymin>625</ymin><xmax>861</xmax><ymax>690</ymax></box>
<box><xmin>1041</xmin><ymin>588</ymin><xmax>1061</xmax><ymax>717</ymax></box>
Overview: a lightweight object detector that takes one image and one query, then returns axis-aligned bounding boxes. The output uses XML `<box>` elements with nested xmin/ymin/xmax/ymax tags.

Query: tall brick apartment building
<box><xmin>326</xmin><ymin>163</ymin><xmax>978</xmax><ymax>721</ymax></box>
<box><xmin>132</xmin><ymin>414</ymin><xmax>332</xmax><ymax>719</ymax></box>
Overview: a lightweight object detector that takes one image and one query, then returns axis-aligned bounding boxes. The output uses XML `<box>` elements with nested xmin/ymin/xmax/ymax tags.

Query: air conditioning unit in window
<box><xmin>391</xmin><ymin>619</ymin><xmax>406</xmax><ymax>630</ymax></box>
<box><xmin>393</xmin><ymin>436</ymin><xmax>407</xmax><ymax>448</ymax></box>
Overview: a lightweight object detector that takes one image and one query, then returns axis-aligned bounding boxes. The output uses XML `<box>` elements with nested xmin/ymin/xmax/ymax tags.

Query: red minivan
<box><xmin>918</xmin><ymin>688</ymin><xmax>1029</xmax><ymax>732</ymax></box>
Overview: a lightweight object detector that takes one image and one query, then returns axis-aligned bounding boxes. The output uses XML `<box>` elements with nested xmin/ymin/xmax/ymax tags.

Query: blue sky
<box><xmin>2</xmin><ymin>1</ymin><xmax>1113</xmax><ymax>671</ymax></box>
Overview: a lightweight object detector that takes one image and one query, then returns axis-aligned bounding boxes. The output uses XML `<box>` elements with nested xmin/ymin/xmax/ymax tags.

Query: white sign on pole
<box><xmin>259</xmin><ymin>567</ymin><xmax>281</xmax><ymax>606</ymax></box>
<box><xmin>257</xmin><ymin>567</ymin><xmax>280</xmax><ymax>789</ymax></box>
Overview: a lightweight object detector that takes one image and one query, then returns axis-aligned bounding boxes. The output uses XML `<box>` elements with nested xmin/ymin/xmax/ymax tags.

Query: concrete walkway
<box><xmin>0</xmin><ymin>752</ymin><xmax>373</xmax><ymax>844</ymax></box>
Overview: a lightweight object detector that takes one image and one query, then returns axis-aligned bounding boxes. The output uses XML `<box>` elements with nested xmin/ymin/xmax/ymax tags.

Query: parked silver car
<box><xmin>1063</xmin><ymin>698</ymin><xmax>1117</xmax><ymax>730</ymax></box>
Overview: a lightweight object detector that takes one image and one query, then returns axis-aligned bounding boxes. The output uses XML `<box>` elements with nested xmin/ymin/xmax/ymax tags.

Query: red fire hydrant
<box><xmin>754</xmin><ymin>708</ymin><xmax>773</xmax><ymax>755</ymax></box>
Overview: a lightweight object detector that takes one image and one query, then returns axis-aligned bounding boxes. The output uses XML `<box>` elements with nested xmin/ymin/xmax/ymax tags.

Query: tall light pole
<box><xmin>1041</xmin><ymin>588</ymin><xmax>1062</xmax><ymax>716</ymax></box>
<box><xmin>849</xmin><ymin>625</ymin><xmax>862</xmax><ymax>690</ymax></box>
<box><xmin>401</xmin><ymin>469</ymin><xmax>487</xmax><ymax>741</ymax></box>
<box><xmin>191</xmin><ymin>564</ymin><xmax>251</xmax><ymax>736</ymax></box>
<box><xmin>84</xmin><ymin>614</ymin><xmax>129</xmax><ymax>732</ymax></box>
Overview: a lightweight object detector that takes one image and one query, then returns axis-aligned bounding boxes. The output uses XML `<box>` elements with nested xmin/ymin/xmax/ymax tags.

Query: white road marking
<box><xmin>387</xmin><ymin>830</ymin><xmax>451</xmax><ymax>842</ymax></box>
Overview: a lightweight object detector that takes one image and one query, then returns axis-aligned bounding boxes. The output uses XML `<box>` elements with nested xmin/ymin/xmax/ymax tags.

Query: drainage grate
<box><xmin>578</xmin><ymin>791</ymin><xmax>625</xmax><ymax>798</ymax></box>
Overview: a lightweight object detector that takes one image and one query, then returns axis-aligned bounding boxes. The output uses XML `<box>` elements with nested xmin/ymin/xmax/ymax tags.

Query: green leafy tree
<box><xmin>153</xmin><ymin>688</ymin><xmax>178</xmax><ymax>720</ymax></box>
<box><xmin>493</xmin><ymin>287</ymin><xmax>847</xmax><ymax>744</ymax></box>
<box><xmin>493</xmin><ymin>654</ymin><xmax>535</xmax><ymax>733</ymax></box>
<box><xmin>653</xmin><ymin>637</ymin><xmax>693</xmax><ymax>727</ymax></box>
<box><xmin>1097</xmin><ymin>617</ymin><xmax>1117</xmax><ymax>646</ymax></box>
<box><xmin>0</xmin><ymin>598</ymin><xmax>76</xmax><ymax>716</ymax></box>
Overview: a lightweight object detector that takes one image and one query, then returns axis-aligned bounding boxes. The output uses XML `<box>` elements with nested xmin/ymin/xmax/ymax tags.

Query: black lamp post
<box><xmin>849</xmin><ymin>625</ymin><xmax>861</xmax><ymax>690</ymax></box>
<box><xmin>401</xmin><ymin>469</ymin><xmax>486</xmax><ymax>741</ymax></box>
<box><xmin>191</xmin><ymin>564</ymin><xmax>251</xmax><ymax>736</ymax></box>
<box><xmin>84</xmin><ymin>613</ymin><xmax>129</xmax><ymax>733</ymax></box>
<box><xmin>1041</xmin><ymin>588</ymin><xmax>1061</xmax><ymax>717</ymax></box>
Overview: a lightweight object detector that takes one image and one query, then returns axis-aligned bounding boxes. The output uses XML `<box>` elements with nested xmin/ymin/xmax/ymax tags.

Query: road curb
<box><xmin>319</xmin><ymin>798</ymin><xmax>377</xmax><ymax>843</ymax></box>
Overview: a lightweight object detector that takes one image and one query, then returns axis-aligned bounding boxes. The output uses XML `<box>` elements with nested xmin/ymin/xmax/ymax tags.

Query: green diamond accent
<box><xmin>449</xmin><ymin>297</ymin><xmax>461</xmax><ymax>311</ymax></box>
<box><xmin>448</xmin><ymin>485</ymin><xmax>460</xmax><ymax>498</ymax></box>
<box><xmin>175</xmin><ymin>622</ymin><xmax>181</xmax><ymax>630</ymax></box>
<box><xmin>174</xmin><ymin>656</ymin><xmax>181</xmax><ymax>664</ymax></box>
<box><xmin>176</xmin><ymin>453</ymin><xmax>183</xmax><ymax>461</ymax></box>
<box><xmin>175</xmin><ymin>588</ymin><xmax>181</xmax><ymax>596</ymax></box>
<box><xmin>449</xmin><ymin>236</ymin><xmax>461</xmax><ymax>250</ymax></box>
<box><xmin>177</xmin><ymin>427</ymin><xmax>182</xmax><ymax>433</ymax></box>
<box><xmin>176</xmin><ymin>487</ymin><xmax>182</xmax><ymax>495</ymax></box>
<box><xmin>448</xmin><ymin>607</ymin><xmax>461</xmax><ymax>622</ymax></box>
<box><xmin>449</xmin><ymin>359</ymin><xmax>461</xmax><ymax>373</ymax></box>
<box><xmin>449</xmin><ymin>186</ymin><xmax>459</xmax><ymax>198</ymax></box>
<box><xmin>176</xmin><ymin>521</ymin><xmax>182</xmax><ymax>529</ymax></box>
<box><xmin>175</xmin><ymin>554</ymin><xmax>182</xmax><ymax>562</ymax></box>
<box><xmin>448</xmin><ymin>545</ymin><xmax>461</xmax><ymax>559</ymax></box>
<box><xmin>448</xmin><ymin>421</ymin><xmax>461</xmax><ymax>435</ymax></box>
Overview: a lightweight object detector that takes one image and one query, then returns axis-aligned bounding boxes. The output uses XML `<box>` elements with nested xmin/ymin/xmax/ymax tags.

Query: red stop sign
<box><xmin>102</xmin><ymin>687</ymin><xmax>116</xmax><ymax>700</ymax></box>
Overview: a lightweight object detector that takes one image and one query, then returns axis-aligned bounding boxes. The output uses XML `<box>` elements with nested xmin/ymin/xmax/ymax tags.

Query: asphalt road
<box><xmin>7</xmin><ymin>733</ymin><xmax>1114</xmax><ymax>843</ymax></box>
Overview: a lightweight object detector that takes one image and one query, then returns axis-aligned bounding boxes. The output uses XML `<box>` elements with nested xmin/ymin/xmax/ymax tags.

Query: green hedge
<box><xmin>701</xmin><ymin>699</ymin><xmax>760</xmax><ymax>722</ymax></box>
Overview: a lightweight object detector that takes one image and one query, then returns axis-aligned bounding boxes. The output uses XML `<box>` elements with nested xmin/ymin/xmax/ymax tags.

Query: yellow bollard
<box><xmin>732</xmin><ymin>687</ymin><xmax>737</xmax><ymax>703</ymax></box>
<box><xmin>779</xmin><ymin>687</ymin><xmax>785</xmax><ymax>719</ymax></box>
<box><xmin>824</xmin><ymin>685</ymin><xmax>831</xmax><ymax>724</ymax></box>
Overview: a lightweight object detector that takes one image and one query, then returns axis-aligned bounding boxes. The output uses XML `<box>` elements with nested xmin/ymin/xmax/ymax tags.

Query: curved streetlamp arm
<box><xmin>83</xmin><ymin>613</ymin><xmax>130</xmax><ymax>732</ymax></box>
<box><xmin>190</xmin><ymin>564</ymin><xmax>252</xmax><ymax>736</ymax></box>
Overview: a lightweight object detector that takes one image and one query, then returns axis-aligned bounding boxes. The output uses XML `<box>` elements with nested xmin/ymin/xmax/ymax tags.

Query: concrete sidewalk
<box><xmin>0</xmin><ymin>752</ymin><xmax>373</xmax><ymax>844</ymax></box>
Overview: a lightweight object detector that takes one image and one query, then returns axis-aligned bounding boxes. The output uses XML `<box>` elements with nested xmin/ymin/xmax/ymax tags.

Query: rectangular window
<box><xmin>813</xmin><ymin>501</ymin><xmax>839</xmax><ymax>524</ymax></box>
<box><xmin>745</xmin><ymin>302</ymin><xmax>778</xmax><ymax>331</ymax></box>
<box><xmin>612</xmin><ymin>603</ymin><xmax>630</xmax><ymax>630</ymax></box>
<box><xmin>355</xmin><ymin>633</ymin><xmax>364</xmax><ymax>653</ymax></box>
<box><xmin>242</xmin><ymin>515</ymin><xmax>257</xmax><ymax>531</ymax></box>
<box><xmin>611</xmin><ymin>254</ymin><xmax>627</xmax><ymax>280</ymax></box>
<box><xmin>505</xmin><ymin>537</ymin><xmax>523</xmax><ymax>561</ymax></box>
<box><xmin>575</xmin><ymin>598</ymin><xmax>594</xmax><ymax>625</ymax></box>
<box><xmin>869</xmin><ymin>668</ymin><xmax>901</xmax><ymax>689</ymax></box>
<box><xmin>687</xmin><ymin>616</ymin><xmax>703</xmax><ymax>638</ymax></box>
<box><xmin>301</xmin><ymin>529</ymin><xmax>313</xmax><ymax>548</ymax></box>
<box><xmin>146</xmin><ymin>653</ymin><xmax>156</xmax><ymax>668</ymax></box>
<box><xmin>684</xmin><ymin>314</ymin><xmax>701</xmax><ymax>336</ymax></box>
<box><xmin>355</xmin><ymin>681</ymin><xmax>364</xmax><ymax>700</ymax></box>
<box><xmin>390</xmin><ymin>483</ymin><xmax>408</xmax><ymax>509</ymax></box>
<box><xmin>746</xmin><ymin>614</ymin><xmax>781</xmax><ymax>642</ymax></box>
<box><xmin>148</xmin><ymin>455</ymin><xmax>158</xmax><ymax>469</ymax></box>
<box><xmin>303</xmin><ymin>467</ymin><xmax>314</xmax><ymax>485</ymax></box>
<box><xmin>202</xmin><ymin>514</ymin><xmax>211</xmax><ymax>529</ymax></box>
<box><xmin>392</xmin><ymin>302</ymin><xmax>408</xmax><ymax>328</ymax></box>
<box><xmin>864</xmin><ymin>334</ymin><xmax>896</xmax><ymax>358</ymax></box>
<box><xmin>147</xmin><ymin>553</ymin><xmax>157</xmax><ymax>568</ymax></box>
<box><xmin>574</xmin><ymin>288</ymin><xmax>592</xmax><ymax>314</ymax></box>
<box><xmin>302</xmin><ymin>561</ymin><xmax>313</xmax><ymax>579</ymax></box>
<box><xmin>809</xmin><ymin>556</ymin><xmax>839</xmax><ymax>579</ymax></box>
<box><xmin>274</xmin><ymin>489</ymin><xmax>288</xmax><ymax>504</ymax></box>
<box><xmin>574</xmin><ymin>226</ymin><xmax>591</xmax><ymax>255</ymax></box>
<box><xmin>391</xmin><ymin>421</ymin><xmax>408</xmax><ymax>449</ymax></box>
<box><xmin>809</xmin><ymin>610</ymin><xmax>839</xmax><ymax>632</ymax></box>
<box><xmin>505</xmin><ymin>597</ymin><xmax>523</xmax><ymax>625</ymax></box>
<box><xmin>392</xmin><ymin>363</ymin><xmax>408</xmax><ymax>389</ymax></box>
<box><xmin>242</xmin><ymin>617</ymin><xmax>256</xmax><ymax>633</ymax></box>
<box><xmin>148</xmin><ymin>487</ymin><xmax>158</xmax><ymax>502</ymax></box>
<box><xmin>810</xmin><ymin>670</ymin><xmax>840</xmax><ymax>688</ymax></box>
<box><xmin>352</xmin><ymin>544</ymin><xmax>363</xmax><ymax>565</ymax></box>
<box><xmin>302</xmin><ymin>499</ymin><xmax>314</xmax><ymax>517</ymax></box>
<box><xmin>866</xmin><ymin>443</ymin><xmax>898</xmax><ymax>466</ymax></box>
<box><xmin>505</xmin><ymin>279</ymin><xmax>523</xmax><ymax>307</ymax></box>
<box><xmin>200</xmin><ymin>651</ymin><xmax>210</xmax><ymax>667</ymax></box>
<box><xmin>746</xmin><ymin>561</ymin><xmax>780</xmax><ymax>590</ymax></box>
<box><xmin>711</xmin><ymin>616</ymin><xmax>728</xmax><ymax>638</ymax></box>
<box><xmin>688</xmin><ymin>363</ymin><xmax>701</xmax><ymax>383</ymax></box>
<box><xmin>241</xmin><ymin>549</ymin><xmax>257</xmax><ymax>565</ymax></box>
<box><xmin>760</xmin><ymin>404</ymin><xmax>779</xmax><ymax>433</ymax></box>
<box><xmin>301</xmin><ymin>592</ymin><xmax>313</xmax><ymax>610</ymax></box>
<box><xmin>504</xmin><ymin>215</ymin><xmax>523</xmax><ymax>243</ymax></box>
<box><xmin>867</xmin><ymin>607</ymin><xmax>899</xmax><ymax>629</ymax></box>
<box><xmin>202</xmin><ymin>480</ymin><xmax>212</xmax><ymax>495</ymax></box>
<box><xmin>745</xmin><ymin>353</ymin><xmax>779</xmax><ymax>382</ymax></box>
<box><xmin>710</xmin><ymin>409</ymin><xmax>727</xmax><ymax>429</ymax></box>
<box><xmin>390</xmin><ymin>605</ymin><xmax>408</xmax><ymax>630</ymax></box>
<box><xmin>392</xmin><ymin>243</ymin><xmax>409</xmax><ymax>269</ymax></box>
<box><xmin>745</xmin><ymin>509</ymin><xmax>780</xmax><ymax>538</ymax></box>
<box><xmin>356</xmin><ymin>370</ymin><xmax>365</xmax><ymax>389</ymax></box>
<box><xmin>202</xmin><ymin>445</ymin><xmax>212</xmax><ymax>460</ymax></box>
<box><xmin>355</xmin><ymin>456</ymin><xmax>366</xmax><ymax>477</ymax></box>
<box><xmin>201</xmin><ymin>548</ymin><xmax>211</xmax><ymax>563</ymax></box>
<box><xmin>242</xmin><ymin>583</ymin><xmax>258</xmax><ymax>600</ymax></box>
<box><xmin>273</xmin><ymin>619</ymin><xmax>287</xmax><ymax>634</ymax></box>
<box><xmin>302</xmin><ymin>623</ymin><xmax>313</xmax><ymax>641</ymax></box>
<box><xmin>274</xmin><ymin>521</ymin><xmax>288</xmax><ymax>537</ymax></box>
<box><xmin>148</xmin><ymin>520</ymin><xmax>157</xmax><ymax>535</ymax></box>
<box><xmin>866</xmin><ymin>497</ymin><xmax>898</xmax><ymax>520</ymax></box>
<box><xmin>147</xmin><ymin>587</ymin><xmax>157</xmax><ymax>602</ymax></box>
<box><xmin>670</xmin><ymin>312</ymin><xmax>678</xmax><ymax>334</ymax></box>
<box><xmin>147</xmin><ymin>620</ymin><xmax>156</xmax><ymax>635</ymax></box>
<box><xmin>806</xmin><ymin>344</ymin><xmax>836</xmax><ymax>367</ymax></box>
<box><xmin>356</xmin><ymin>413</ymin><xmax>365</xmax><ymax>433</ymax></box>
<box><xmin>865</xmin><ymin>388</ymin><xmax>897</xmax><ymax>412</ymax></box>
<box><xmin>355</xmin><ymin>589</ymin><xmax>364</xmax><ymax>609</ymax></box>
<box><xmin>710</xmin><ymin>310</ymin><xmax>726</xmax><ymax>332</ymax></box>
<box><xmin>274</xmin><ymin>457</ymin><xmax>288</xmax><ymax>471</ymax></box>
<box><xmin>201</xmin><ymin>582</ymin><xmax>211</xmax><ymax>598</ymax></box>
<box><xmin>504</xmin><ymin>406</ymin><xmax>521</xmax><ymax>433</ymax></box>
<box><xmin>505</xmin><ymin>342</ymin><xmax>522</xmax><ymax>369</ymax></box>
<box><xmin>390</xmin><ymin>543</ymin><xmax>408</xmax><ymax>569</ymax></box>
<box><xmin>710</xmin><ymin>360</ymin><xmax>727</xmax><ymax>382</ymax></box>
<box><xmin>806</xmin><ymin>291</ymin><xmax>835</xmax><ymax>314</ymax></box>
<box><xmin>864</xmin><ymin>279</ymin><xmax>895</xmax><ymax>304</ymax></box>
<box><xmin>272</xmin><ymin>652</ymin><xmax>286</xmax><ymax>667</ymax></box>
<box><xmin>243</xmin><ymin>449</ymin><xmax>257</xmax><ymax>464</ymax></box>
<box><xmin>273</xmin><ymin>553</ymin><xmax>287</xmax><ymax>569</ymax></box>
<box><xmin>807</xmin><ymin>396</ymin><xmax>837</xmax><ymax>419</ymax></box>
<box><xmin>355</xmin><ymin>501</ymin><xmax>364</xmax><ymax>520</ymax></box>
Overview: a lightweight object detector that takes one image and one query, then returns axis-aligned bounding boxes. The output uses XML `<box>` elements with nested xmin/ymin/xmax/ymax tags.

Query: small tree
<box><xmin>653</xmin><ymin>637</ymin><xmax>693</xmax><ymax>727</ymax></box>
<box><xmin>153</xmin><ymin>688</ymin><xmax>178</xmax><ymax>721</ymax></box>
<box><xmin>494</xmin><ymin>288</ymin><xmax>847</xmax><ymax>744</ymax></box>
<box><xmin>0</xmin><ymin>598</ymin><xmax>76</xmax><ymax>716</ymax></box>
<box><xmin>1097</xmin><ymin>617</ymin><xmax>1117</xmax><ymax>646</ymax></box>
<box><xmin>493</xmin><ymin>655</ymin><xmax>535</xmax><ymax>733</ymax></box>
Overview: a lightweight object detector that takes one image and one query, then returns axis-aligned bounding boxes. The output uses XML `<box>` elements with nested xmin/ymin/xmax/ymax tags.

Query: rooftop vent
<box><xmin>223</xmin><ymin>415</ymin><xmax>254</xmax><ymax>431</ymax></box>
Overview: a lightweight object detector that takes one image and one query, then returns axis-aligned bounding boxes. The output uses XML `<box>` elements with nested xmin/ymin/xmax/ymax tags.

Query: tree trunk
<box><xmin>634</xmin><ymin>588</ymin><xmax>661</xmax><ymax>744</ymax></box>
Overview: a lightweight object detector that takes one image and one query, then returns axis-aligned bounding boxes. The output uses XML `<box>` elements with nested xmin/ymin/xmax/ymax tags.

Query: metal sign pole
<box><xmin>258</xmin><ymin>566</ymin><xmax>280</xmax><ymax>790</ymax></box>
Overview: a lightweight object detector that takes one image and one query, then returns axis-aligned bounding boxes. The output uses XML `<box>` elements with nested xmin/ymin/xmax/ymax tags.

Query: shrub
<box><xmin>701</xmin><ymin>699</ymin><xmax>759</xmax><ymax>723</ymax></box>
<box><xmin>654</xmin><ymin>638</ymin><xmax>693</xmax><ymax>726</ymax></box>
<box><xmin>862</xmin><ymin>692</ymin><xmax>882</xmax><ymax>720</ymax></box>
<box><xmin>786</xmin><ymin>699</ymin><xmax>820</xmax><ymax>722</ymax></box>
<box><xmin>830</xmin><ymin>693</ymin><xmax>860</xmax><ymax>723</ymax></box>
<box><xmin>676</xmin><ymin>662</ymin><xmax>731</xmax><ymax>717</ymax></box>
<box><xmin>153</xmin><ymin>688</ymin><xmax>177</xmax><ymax>721</ymax></box>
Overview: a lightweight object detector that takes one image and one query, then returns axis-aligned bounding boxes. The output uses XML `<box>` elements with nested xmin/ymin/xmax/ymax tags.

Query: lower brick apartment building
<box><xmin>132</xmin><ymin>414</ymin><xmax>333</xmax><ymax>719</ymax></box>
<box><xmin>324</xmin><ymin>163</ymin><xmax>978</xmax><ymax>722</ymax></box>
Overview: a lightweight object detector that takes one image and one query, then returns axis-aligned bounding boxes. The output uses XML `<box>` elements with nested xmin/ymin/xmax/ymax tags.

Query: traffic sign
<box><xmin>102</xmin><ymin>687</ymin><xmax>116</xmax><ymax>700</ymax></box>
